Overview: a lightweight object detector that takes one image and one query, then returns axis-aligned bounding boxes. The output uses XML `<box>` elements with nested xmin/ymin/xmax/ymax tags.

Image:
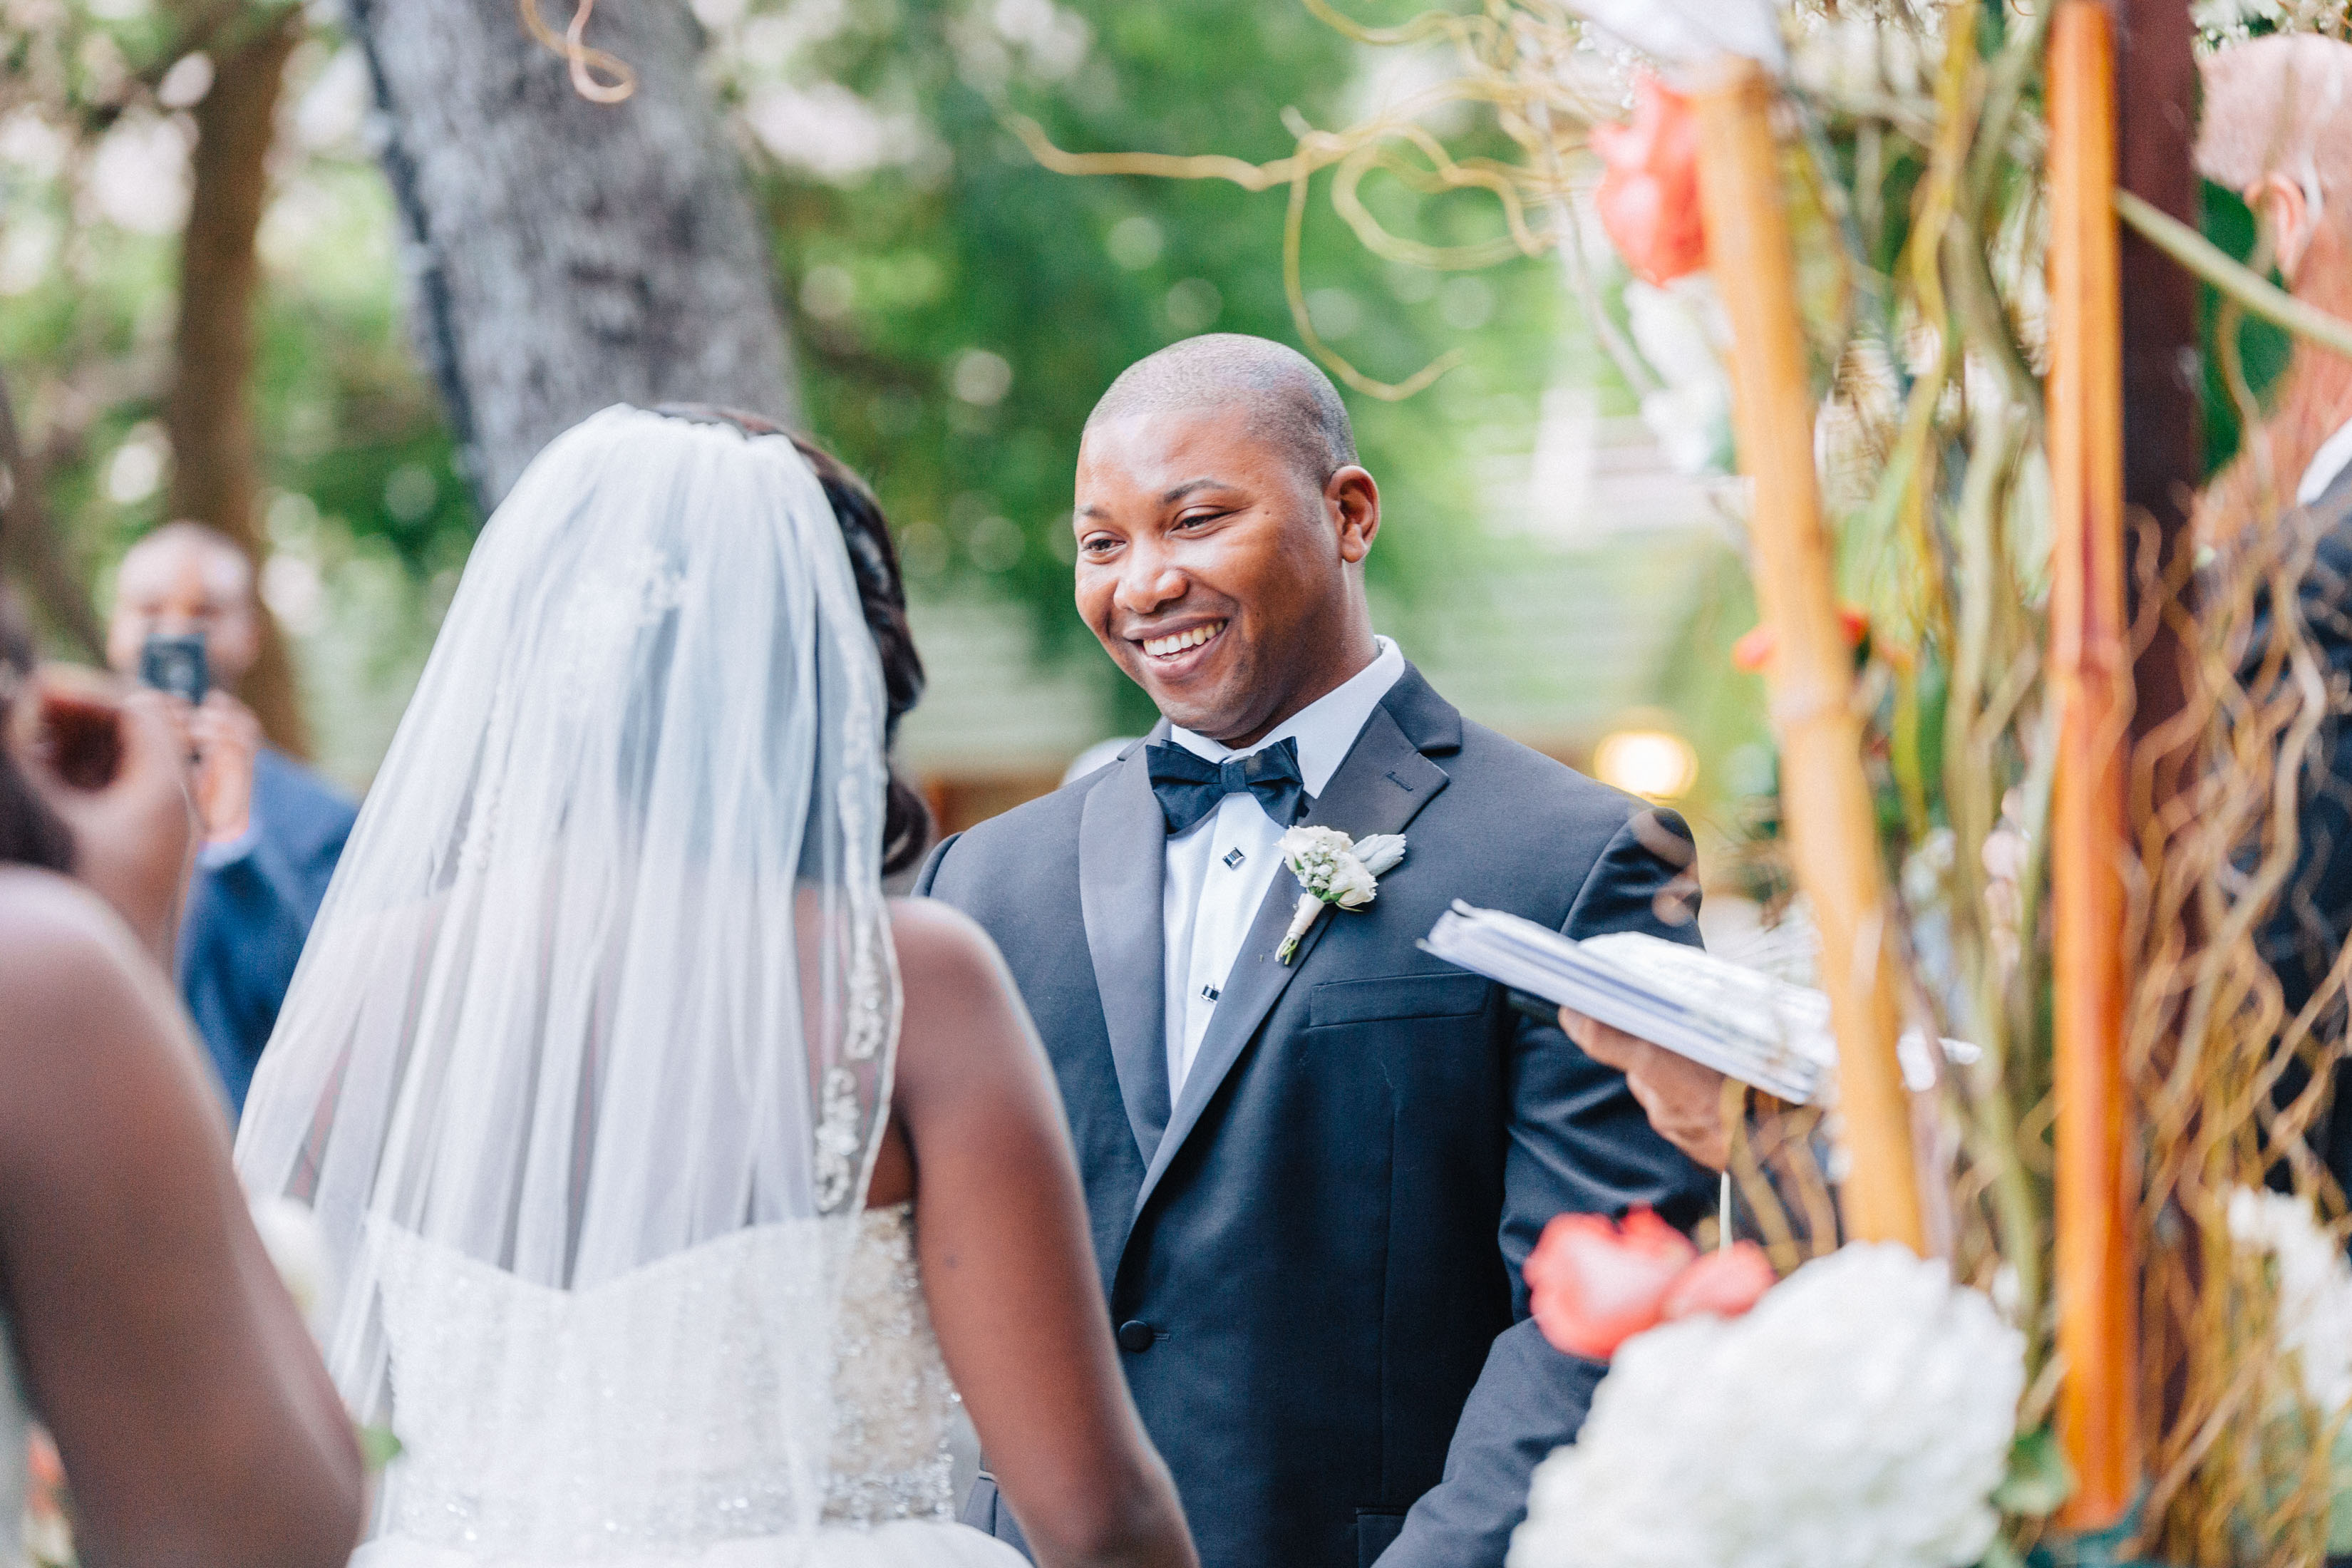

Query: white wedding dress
<box><xmin>234</xmin><ymin>411</ymin><xmax>1026</xmax><ymax>1568</ymax></box>
<box><xmin>353</xmin><ymin>1205</ymin><xmax>1016</xmax><ymax>1568</ymax></box>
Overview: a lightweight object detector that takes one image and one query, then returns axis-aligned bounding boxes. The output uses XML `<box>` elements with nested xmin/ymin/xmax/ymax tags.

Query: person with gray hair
<box><xmin>2197</xmin><ymin>32</ymin><xmax>2352</xmax><ymax>525</ymax></box>
<box><xmin>104</xmin><ymin>522</ymin><xmax>357</xmax><ymax>1117</ymax></box>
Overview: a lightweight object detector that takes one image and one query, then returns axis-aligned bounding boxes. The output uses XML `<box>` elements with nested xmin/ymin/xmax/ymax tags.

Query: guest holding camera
<box><xmin>0</xmin><ymin>588</ymin><xmax>364</xmax><ymax>1565</ymax></box>
<box><xmin>106</xmin><ymin>522</ymin><xmax>356</xmax><ymax>1117</ymax></box>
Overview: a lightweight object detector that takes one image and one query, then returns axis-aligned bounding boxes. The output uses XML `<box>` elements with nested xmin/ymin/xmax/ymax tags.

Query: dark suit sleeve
<box><xmin>1378</xmin><ymin>1321</ymin><xmax>1606</xmax><ymax>1567</ymax></box>
<box><xmin>1380</xmin><ymin>805</ymin><xmax>1714</xmax><ymax>1568</ymax></box>
<box><xmin>2249</xmin><ymin>516</ymin><xmax>2352</xmax><ymax>1194</ymax></box>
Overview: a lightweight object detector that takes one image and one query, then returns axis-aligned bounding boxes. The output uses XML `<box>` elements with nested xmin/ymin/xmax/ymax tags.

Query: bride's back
<box><xmin>237</xmin><ymin>408</ymin><xmax>1190</xmax><ymax>1568</ymax></box>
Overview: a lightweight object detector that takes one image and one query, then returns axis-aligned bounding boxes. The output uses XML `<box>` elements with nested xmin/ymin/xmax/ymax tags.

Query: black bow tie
<box><xmin>1145</xmin><ymin>736</ymin><xmax>1306</xmax><ymax>836</ymax></box>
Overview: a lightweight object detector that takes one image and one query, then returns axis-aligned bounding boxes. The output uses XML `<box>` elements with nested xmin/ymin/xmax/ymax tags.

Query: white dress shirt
<box><xmin>2299</xmin><ymin>416</ymin><xmax>2352</xmax><ymax>507</ymax></box>
<box><xmin>1160</xmin><ymin>635</ymin><xmax>1407</xmax><ymax>1095</ymax></box>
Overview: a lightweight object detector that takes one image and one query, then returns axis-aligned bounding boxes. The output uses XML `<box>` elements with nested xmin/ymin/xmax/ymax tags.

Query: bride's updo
<box><xmin>653</xmin><ymin>404</ymin><xmax>932</xmax><ymax>875</ymax></box>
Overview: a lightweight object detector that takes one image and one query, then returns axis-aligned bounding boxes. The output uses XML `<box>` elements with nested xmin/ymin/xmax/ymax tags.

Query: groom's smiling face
<box><xmin>1073</xmin><ymin>406</ymin><xmax>1379</xmax><ymax>748</ymax></box>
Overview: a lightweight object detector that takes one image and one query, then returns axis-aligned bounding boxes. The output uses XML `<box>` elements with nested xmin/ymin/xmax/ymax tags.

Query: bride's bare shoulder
<box><xmin>889</xmin><ymin>895</ymin><xmax>1010</xmax><ymax>984</ymax></box>
<box><xmin>887</xmin><ymin>897</ymin><xmax>1036</xmax><ymax>1063</ymax></box>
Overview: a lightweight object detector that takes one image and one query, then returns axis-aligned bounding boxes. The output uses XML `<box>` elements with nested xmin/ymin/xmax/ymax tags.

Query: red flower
<box><xmin>1729</xmin><ymin>606</ymin><xmax>1872</xmax><ymax>674</ymax></box>
<box><xmin>1525</xmin><ymin>1207</ymin><xmax>1697</xmax><ymax>1359</ymax></box>
<box><xmin>1526</xmin><ymin>1214</ymin><xmax>1782</xmax><ymax>1360</ymax></box>
<box><xmin>1589</xmin><ymin>77</ymin><xmax>1706</xmax><ymax>287</ymax></box>
<box><xmin>1659</xmin><ymin>1241</ymin><xmax>1777</xmax><ymax>1321</ymax></box>
<box><xmin>1731</xmin><ymin>623</ymin><xmax>1777</xmax><ymax>674</ymax></box>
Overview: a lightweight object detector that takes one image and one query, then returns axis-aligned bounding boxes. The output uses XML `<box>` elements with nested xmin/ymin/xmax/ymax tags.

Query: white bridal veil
<box><xmin>236</xmin><ymin>406</ymin><xmax>900</xmax><ymax>1556</ymax></box>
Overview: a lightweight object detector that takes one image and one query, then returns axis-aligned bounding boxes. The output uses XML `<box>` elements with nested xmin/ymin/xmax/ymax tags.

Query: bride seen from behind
<box><xmin>234</xmin><ymin>406</ymin><xmax>1196</xmax><ymax>1568</ymax></box>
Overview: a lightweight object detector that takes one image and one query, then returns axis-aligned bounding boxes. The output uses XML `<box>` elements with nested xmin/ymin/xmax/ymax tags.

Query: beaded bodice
<box><xmin>371</xmin><ymin>1204</ymin><xmax>956</xmax><ymax>1557</ymax></box>
<box><xmin>824</xmin><ymin>1204</ymin><xmax>959</xmax><ymax>1527</ymax></box>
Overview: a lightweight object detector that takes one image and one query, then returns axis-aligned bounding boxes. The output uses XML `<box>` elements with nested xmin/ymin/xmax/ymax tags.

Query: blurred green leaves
<box><xmin>6</xmin><ymin>0</ymin><xmax>1578</xmax><ymax>753</ymax></box>
<box><xmin>728</xmin><ymin>0</ymin><xmax>1567</xmax><ymax>719</ymax></box>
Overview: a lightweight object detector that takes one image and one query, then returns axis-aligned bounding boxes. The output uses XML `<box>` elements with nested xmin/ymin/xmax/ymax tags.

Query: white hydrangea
<box><xmin>1510</xmin><ymin>1243</ymin><xmax>2024</xmax><ymax>1568</ymax></box>
<box><xmin>2227</xmin><ymin>1187</ymin><xmax>2352</xmax><ymax>1417</ymax></box>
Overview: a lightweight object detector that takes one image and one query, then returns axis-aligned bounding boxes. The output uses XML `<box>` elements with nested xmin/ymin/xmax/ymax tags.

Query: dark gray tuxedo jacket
<box><xmin>915</xmin><ymin>666</ymin><xmax>1713</xmax><ymax>1568</ymax></box>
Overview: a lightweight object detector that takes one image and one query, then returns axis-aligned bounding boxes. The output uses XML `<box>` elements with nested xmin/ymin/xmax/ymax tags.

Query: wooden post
<box><xmin>2047</xmin><ymin>2</ymin><xmax>2140</xmax><ymax>1530</ymax></box>
<box><xmin>1692</xmin><ymin>62</ymin><xmax>1925</xmax><ymax>1253</ymax></box>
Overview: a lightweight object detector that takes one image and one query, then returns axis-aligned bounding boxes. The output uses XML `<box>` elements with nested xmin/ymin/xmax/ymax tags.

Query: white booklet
<box><xmin>1420</xmin><ymin>901</ymin><xmax>1838</xmax><ymax>1103</ymax></box>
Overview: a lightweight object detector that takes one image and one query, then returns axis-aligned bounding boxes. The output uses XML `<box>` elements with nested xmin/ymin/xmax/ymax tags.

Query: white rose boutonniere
<box><xmin>1276</xmin><ymin>826</ymin><xmax>1408</xmax><ymax>964</ymax></box>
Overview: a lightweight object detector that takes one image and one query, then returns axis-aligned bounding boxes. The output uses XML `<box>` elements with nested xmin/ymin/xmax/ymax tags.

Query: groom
<box><xmin>917</xmin><ymin>335</ymin><xmax>1716</xmax><ymax>1568</ymax></box>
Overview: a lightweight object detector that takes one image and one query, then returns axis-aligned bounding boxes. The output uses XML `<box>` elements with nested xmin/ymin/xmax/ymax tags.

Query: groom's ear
<box><xmin>1328</xmin><ymin>465</ymin><xmax>1380</xmax><ymax>564</ymax></box>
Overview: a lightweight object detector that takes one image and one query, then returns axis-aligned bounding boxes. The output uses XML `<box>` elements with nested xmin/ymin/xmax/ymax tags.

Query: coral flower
<box><xmin>1525</xmin><ymin>1207</ymin><xmax>1697</xmax><ymax>1359</ymax></box>
<box><xmin>1589</xmin><ymin>77</ymin><xmax>1706</xmax><ymax>286</ymax></box>
<box><xmin>1659</xmin><ymin>1240</ymin><xmax>1777</xmax><ymax>1321</ymax></box>
<box><xmin>1730</xmin><ymin>605</ymin><xmax>1871</xmax><ymax>673</ymax></box>
<box><xmin>27</xmin><ymin>1428</ymin><xmax>63</xmax><ymax>1513</ymax></box>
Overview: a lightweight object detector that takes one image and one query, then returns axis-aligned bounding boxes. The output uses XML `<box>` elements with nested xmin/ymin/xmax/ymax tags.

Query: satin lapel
<box><xmin>1130</xmin><ymin>703</ymin><xmax>1451</xmax><ymax>1218</ymax></box>
<box><xmin>1078</xmin><ymin>741</ymin><xmax>1174</xmax><ymax>1160</ymax></box>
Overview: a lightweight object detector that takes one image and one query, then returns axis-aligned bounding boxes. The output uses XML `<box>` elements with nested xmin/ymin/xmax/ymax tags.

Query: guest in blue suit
<box><xmin>107</xmin><ymin>522</ymin><xmax>355</xmax><ymax>1117</ymax></box>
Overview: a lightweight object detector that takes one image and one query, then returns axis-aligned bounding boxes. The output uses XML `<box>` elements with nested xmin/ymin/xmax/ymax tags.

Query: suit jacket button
<box><xmin>1116</xmin><ymin>1319</ymin><xmax>1156</xmax><ymax>1353</ymax></box>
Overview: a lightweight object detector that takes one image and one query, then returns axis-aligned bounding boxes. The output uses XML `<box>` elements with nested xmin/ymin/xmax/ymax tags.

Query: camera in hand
<box><xmin>139</xmin><ymin>632</ymin><xmax>209</xmax><ymax>706</ymax></box>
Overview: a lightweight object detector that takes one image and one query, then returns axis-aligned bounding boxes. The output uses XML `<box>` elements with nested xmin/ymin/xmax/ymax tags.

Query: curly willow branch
<box><xmin>2118</xmin><ymin>190</ymin><xmax>2352</xmax><ymax>361</ymax></box>
<box><xmin>1006</xmin><ymin>111</ymin><xmax>1468</xmax><ymax>399</ymax></box>
<box><xmin>517</xmin><ymin>0</ymin><xmax>635</xmax><ymax>104</ymax></box>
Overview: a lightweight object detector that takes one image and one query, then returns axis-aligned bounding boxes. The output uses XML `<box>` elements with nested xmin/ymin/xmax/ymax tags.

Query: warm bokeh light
<box><xmin>1592</xmin><ymin>728</ymin><xmax>1699</xmax><ymax>801</ymax></box>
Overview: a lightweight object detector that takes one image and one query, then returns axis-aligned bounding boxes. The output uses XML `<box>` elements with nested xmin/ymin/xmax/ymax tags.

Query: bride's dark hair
<box><xmin>651</xmin><ymin>404</ymin><xmax>932</xmax><ymax>876</ymax></box>
<box><xmin>0</xmin><ymin>587</ymin><xmax>75</xmax><ymax>872</ymax></box>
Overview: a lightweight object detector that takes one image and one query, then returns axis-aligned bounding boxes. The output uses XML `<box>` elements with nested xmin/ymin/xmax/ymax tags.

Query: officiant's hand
<box><xmin>1562</xmin><ymin>1008</ymin><xmax>1733</xmax><ymax>1172</ymax></box>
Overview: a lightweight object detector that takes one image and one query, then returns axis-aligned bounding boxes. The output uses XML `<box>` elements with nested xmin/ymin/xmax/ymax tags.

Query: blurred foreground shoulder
<box><xmin>0</xmin><ymin>867</ymin><xmax>167</xmax><ymax>1043</ymax></box>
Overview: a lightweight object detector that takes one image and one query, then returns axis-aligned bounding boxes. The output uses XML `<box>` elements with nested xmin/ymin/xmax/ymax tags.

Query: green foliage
<box><xmin>1991</xmin><ymin>1425</ymin><xmax>2076</xmax><ymax>1520</ymax></box>
<box><xmin>2198</xmin><ymin>177</ymin><xmax>2295</xmax><ymax>478</ymax></box>
<box><xmin>356</xmin><ymin>1422</ymin><xmax>404</xmax><ymax>1474</ymax></box>
<box><xmin>730</xmin><ymin>0</ymin><xmax>1567</xmax><ymax>725</ymax></box>
<box><xmin>6</xmin><ymin>0</ymin><xmax>1591</xmax><ymax>767</ymax></box>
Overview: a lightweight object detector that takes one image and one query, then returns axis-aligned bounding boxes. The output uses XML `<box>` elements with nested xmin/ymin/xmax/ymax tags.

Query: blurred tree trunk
<box><xmin>0</xmin><ymin>371</ymin><xmax>105</xmax><ymax>661</ymax></box>
<box><xmin>349</xmin><ymin>0</ymin><xmax>798</xmax><ymax>510</ymax></box>
<box><xmin>165</xmin><ymin>4</ymin><xmax>311</xmax><ymax>755</ymax></box>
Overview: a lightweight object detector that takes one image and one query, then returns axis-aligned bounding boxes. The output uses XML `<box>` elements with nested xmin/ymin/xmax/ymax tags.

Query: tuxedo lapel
<box><xmin>1130</xmin><ymin>693</ymin><xmax>1453</xmax><ymax>1219</ymax></box>
<box><xmin>1078</xmin><ymin>736</ymin><xmax>1175</xmax><ymax>1161</ymax></box>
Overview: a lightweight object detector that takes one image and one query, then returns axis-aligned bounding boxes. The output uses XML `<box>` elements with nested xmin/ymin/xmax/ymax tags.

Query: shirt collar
<box><xmin>2298</xmin><ymin>416</ymin><xmax>2352</xmax><ymax>507</ymax></box>
<box><xmin>1168</xmin><ymin>635</ymin><xmax>1406</xmax><ymax>798</ymax></box>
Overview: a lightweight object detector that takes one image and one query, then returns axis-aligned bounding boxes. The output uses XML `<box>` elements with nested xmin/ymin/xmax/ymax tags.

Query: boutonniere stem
<box><xmin>1276</xmin><ymin>827</ymin><xmax>1407</xmax><ymax>964</ymax></box>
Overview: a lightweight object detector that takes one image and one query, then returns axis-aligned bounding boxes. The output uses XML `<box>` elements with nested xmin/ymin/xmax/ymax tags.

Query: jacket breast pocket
<box><xmin>1308</xmin><ymin>972</ymin><xmax>1490</xmax><ymax>1028</ymax></box>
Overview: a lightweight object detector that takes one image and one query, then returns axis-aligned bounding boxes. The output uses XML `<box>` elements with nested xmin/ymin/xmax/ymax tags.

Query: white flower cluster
<box><xmin>1510</xmin><ymin>1243</ymin><xmax>2024</xmax><ymax>1568</ymax></box>
<box><xmin>1279</xmin><ymin>825</ymin><xmax>1401</xmax><ymax>909</ymax></box>
<box><xmin>2228</xmin><ymin>1187</ymin><xmax>2352</xmax><ymax>1417</ymax></box>
<box><xmin>250</xmin><ymin>1195</ymin><xmax>333</xmax><ymax>1334</ymax></box>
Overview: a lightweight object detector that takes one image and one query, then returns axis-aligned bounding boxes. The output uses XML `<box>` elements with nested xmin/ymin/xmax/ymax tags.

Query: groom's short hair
<box><xmin>1085</xmin><ymin>334</ymin><xmax>1358</xmax><ymax>486</ymax></box>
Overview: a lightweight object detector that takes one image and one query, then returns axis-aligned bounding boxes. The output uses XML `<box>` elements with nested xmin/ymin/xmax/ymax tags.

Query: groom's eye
<box><xmin>1079</xmin><ymin>534</ymin><xmax>1120</xmax><ymax>557</ymax></box>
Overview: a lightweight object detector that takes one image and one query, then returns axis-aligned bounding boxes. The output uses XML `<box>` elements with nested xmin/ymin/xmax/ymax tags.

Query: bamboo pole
<box><xmin>1692</xmin><ymin>62</ymin><xmax>1925</xmax><ymax>1254</ymax></box>
<box><xmin>2046</xmin><ymin>2</ymin><xmax>2139</xmax><ymax>1530</ymax></box>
